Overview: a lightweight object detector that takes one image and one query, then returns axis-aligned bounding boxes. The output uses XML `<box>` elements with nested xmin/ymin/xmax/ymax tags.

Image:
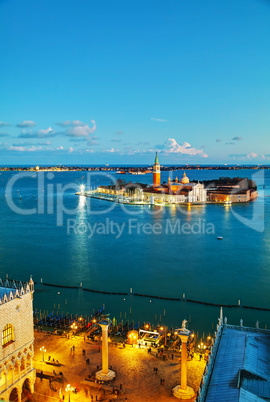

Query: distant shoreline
<box><xmin>0</xmin><ymin>164</ymin><xmax>269</xmax><ymax>172</ymax></box>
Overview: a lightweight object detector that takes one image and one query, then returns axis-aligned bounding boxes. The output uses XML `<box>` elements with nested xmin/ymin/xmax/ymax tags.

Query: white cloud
<box><xmin>9</xmin><ymin>145</ymin><xmax>42</xmax><ymax>152</ymax></box>
<box><xmin>229</xmin><ymin>153</ymin><xmax>270</xmax><ymax>161</ymax></box>
<box><xmin>19</xmin><ymin>127</ymin><xmax>56</xmax><ymax>139</ymax></box>
<box><xmin>163</xmin><ymin>138</ymin><xmax>208</xmax><ymax>158</ymax></box>
<box><xmin>68</xmin><ymin>147</ymin><xmax>74</xmax><ymax>153</ymax></box>
<box><xmin>247</xmin><ymin>152</ymin><xmax>258</xmax><ymax>159</ymax></box>
<box><xmin>66</xmin><ymin>120</ymin><xmax>96</xmax><ymax>137</ymax></box>
<box><xmin>16</xmin><ymin>120</ymin><xmax>36</xmax><ymax>128</ymax></box>
<box><xmin>28</xmin><ymin>146</ymin><xmax>42</xmax><ymax>152</ymax></box>
<box><xmin>56</xmin><ymin>121</ymin><xmax>71</xmax><ymax>127</ymax></box>
<box><xmin>71</xmin><ymin>120</ymin><xmax>84</xmax><ymax>126</ymax></box>
<box><xmin>56</xmin><ymin>120</ymin><xmax>87</xmax><ymax>127</ymax></box>
<box><xmin>9</xmin><ymin>146</ymin><xmax>26</xmax><ymax>152</ymax></box>
<box><xmin>151</xmin><ymin>117</ymin><xmax>168</xmax><ymax>122</ymax></box>
<box><xmin>37</xmin><ymin>127</ymin><xmax>54</xmax><ymax>136</ymax></box>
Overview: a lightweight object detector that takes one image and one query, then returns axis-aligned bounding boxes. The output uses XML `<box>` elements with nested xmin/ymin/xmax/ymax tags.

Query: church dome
<box><xmin>181</xmin><ymin>172</ymin><xmax>189</xmax><ymax>184</ymax></box>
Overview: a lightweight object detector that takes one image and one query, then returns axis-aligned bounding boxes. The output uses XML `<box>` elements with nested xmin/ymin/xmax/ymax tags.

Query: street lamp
<box><xmin>198</xmin><ymin>342</ymin><xmax>206</xmax><ymax>355</ymax></box>
<box><xmin>71</xmin><ymin>322</ymin><xmax>78</xmax><ymax>336</ymax></box>
<box><xmin>40</xmin><ymin>346</ymin><xmax>46</xmax><ymax>362</ymax></box>
<box><xmin>65</xmin><ymin>384</ymin><xmax>74</xmax><ymax>402</ymax></box>
<box><xmin>127</xmin><ymin>331</ymin><xmax>138</xmax><ymax>346</ymax></box>
<box><xmin>160</xmin><ymin>326</ymin><xmax>168</xmax><ymax>347</ymax></box>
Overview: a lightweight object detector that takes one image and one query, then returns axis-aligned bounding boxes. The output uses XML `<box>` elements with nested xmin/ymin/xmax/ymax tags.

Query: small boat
<box><xmin>217</xmin><ymin>236</ymin><xmax>223</xmax><ymax>240</ymax></box>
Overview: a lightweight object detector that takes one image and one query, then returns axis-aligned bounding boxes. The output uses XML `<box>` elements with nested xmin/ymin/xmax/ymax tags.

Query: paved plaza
<box><xmin>33</xmin><ymin>330</ymin><xmax>206</xmax><ymax>401</ymax></box>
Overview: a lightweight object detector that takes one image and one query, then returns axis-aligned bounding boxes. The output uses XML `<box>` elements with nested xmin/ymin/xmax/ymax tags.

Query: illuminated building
<box><xmin>0</xmin><ymin>277</ymin><xmax>35</xmax><ymax>402</ymax></box>
<box><xmin>143</xmin><ymin>168</ymin><xmax>207</xmax><ymax>204</ymax></box>
<box><xmin>90</xmin><ymin>153</ymin><xmax>257</xmax><ymax>205</ymax></box>
<box><xmin>207</xmin><ymin>187</ymin><xmax>258</xmax><ymax>203</ymax></box>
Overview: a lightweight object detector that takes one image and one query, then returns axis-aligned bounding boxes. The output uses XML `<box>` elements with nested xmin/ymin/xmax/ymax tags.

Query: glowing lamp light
<box><xmin>127</xmin><ymin>330</ymin><xmax>138</xmax><ymax>344</ymax></box>
<box><xmin>40</xmin><ymin>346</ymin><xmax>46</xmax><ymax>361</ymax></box>
<box><xmin>80</xmin><ymin>184</ymin><xmax>85</xmax><ymax>194</ymax></box>
<box><xmin>65</xmin><ymin>384</ymin><xmax>74</xmax><ymax>402</ymax></box>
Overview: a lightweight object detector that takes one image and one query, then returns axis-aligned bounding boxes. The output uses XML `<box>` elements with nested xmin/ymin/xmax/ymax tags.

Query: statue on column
<box><xmin>182</xmin><ymin>319</ymin><xmax>187</xmax><ymax>329</ymax></box>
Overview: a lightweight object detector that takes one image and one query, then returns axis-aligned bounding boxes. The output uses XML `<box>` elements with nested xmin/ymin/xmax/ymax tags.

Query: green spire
<box><xmin>154</xmin><ymin>152</ymin><xmax>159</xmax><ymax>164</ymax></box>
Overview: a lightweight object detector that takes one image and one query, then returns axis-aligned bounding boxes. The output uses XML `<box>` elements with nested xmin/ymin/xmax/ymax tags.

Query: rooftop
<box><xmin>204</xmin><ymin>326</ymin><xmax>270</xmax><ymax>402</ymax></box>
<box><xmin>0</xmin><ymin>277</ymin><xmax>33</xmax><ymax>305</ymax></box>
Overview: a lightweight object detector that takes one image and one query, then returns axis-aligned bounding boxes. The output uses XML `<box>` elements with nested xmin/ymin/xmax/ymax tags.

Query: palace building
<box><xmin>0</xmin><ymin>277</ymin><xmax>36</xmax><ymax>402</ymax></box>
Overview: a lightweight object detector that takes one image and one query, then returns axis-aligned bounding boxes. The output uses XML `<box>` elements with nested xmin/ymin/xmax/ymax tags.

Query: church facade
<box><xmin>0</xmin><ymin>277</ymin><xmax>36</xmax><ymax>402</ymax></box>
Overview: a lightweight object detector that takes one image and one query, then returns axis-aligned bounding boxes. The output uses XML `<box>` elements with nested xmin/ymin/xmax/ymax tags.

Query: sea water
<box><xmin>0</xmin><ymin>169</ymin><xmax>269</xmax><ymax>336</ymax></box>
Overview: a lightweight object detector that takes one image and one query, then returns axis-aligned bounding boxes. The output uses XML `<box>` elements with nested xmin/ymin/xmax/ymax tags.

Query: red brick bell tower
<box><xmin>153</xmin><ymin>152</ymin><xmax>160</xmax><ymax>188</ymax></box>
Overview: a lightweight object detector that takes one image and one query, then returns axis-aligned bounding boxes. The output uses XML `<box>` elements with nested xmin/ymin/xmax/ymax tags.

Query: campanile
<box><xmin>153</xmin><ymin>152</ymin><xmax>160</xmax><ymax>187</ymax></box>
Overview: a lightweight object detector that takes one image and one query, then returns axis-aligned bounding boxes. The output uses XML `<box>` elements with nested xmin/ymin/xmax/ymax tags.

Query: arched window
<box><xmin>2</xmin><ymin>324</ymin><xmax>14</xmax><ymax>347</ymax></box>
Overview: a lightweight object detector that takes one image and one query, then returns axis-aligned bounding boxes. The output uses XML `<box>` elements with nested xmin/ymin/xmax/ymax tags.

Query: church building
<box><xmin>142</xmin><ymin>153</ymin><xmax>207</xmax><ymax>204</ymax></box>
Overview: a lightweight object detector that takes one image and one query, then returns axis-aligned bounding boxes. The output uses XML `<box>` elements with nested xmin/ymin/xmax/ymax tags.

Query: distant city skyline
<box><xmin>1</xmin><ymin>0</ymin><xmax>270</xmax><ymax>165</ymax></box>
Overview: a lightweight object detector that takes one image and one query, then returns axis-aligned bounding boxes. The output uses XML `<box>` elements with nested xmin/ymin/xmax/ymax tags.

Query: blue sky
<box><xmin>1</xmin><ymin>0</ymin><xmax>270</xmax><ymax>165</ymax></box>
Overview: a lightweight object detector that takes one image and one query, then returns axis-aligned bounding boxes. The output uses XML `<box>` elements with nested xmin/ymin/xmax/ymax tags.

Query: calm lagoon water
<box><xmin>0</xmin><ymin>169</ymin><xmax>269</xmax><ymax>335</ymax></box>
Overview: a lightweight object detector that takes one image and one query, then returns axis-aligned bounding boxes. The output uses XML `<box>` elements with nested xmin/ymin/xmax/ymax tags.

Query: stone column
<box><xmin>95</xmin><ymin>320</ymin><xmax>116</xmax><ymax>382</ymax></box>
<box><xmin>101</xmin><ymin>324</ymin><xmax>108</xmax><ymax>375</ymax></box>
<box><xmin>180</xmin><ymin>335</ymin><xmax>188</xmax><ymax>390</ymax></box>
<box><xmin>172</xmin><ymin>320</ymin><xmax>195</xmax><ymax>400</ymax></box>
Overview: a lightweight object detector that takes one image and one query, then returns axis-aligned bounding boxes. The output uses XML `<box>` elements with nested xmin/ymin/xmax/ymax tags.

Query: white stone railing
<box><xmin>195</xmin><ymin>323</ymin><xmax>223</xmax><ymax>402</ymax></box>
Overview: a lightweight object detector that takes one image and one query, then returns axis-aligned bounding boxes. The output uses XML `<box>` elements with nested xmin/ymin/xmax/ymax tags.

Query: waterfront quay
<box><xmin>33</xmin><ymin>329</ymin><xmax>205</xmax><ymax>402</ymax></box>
